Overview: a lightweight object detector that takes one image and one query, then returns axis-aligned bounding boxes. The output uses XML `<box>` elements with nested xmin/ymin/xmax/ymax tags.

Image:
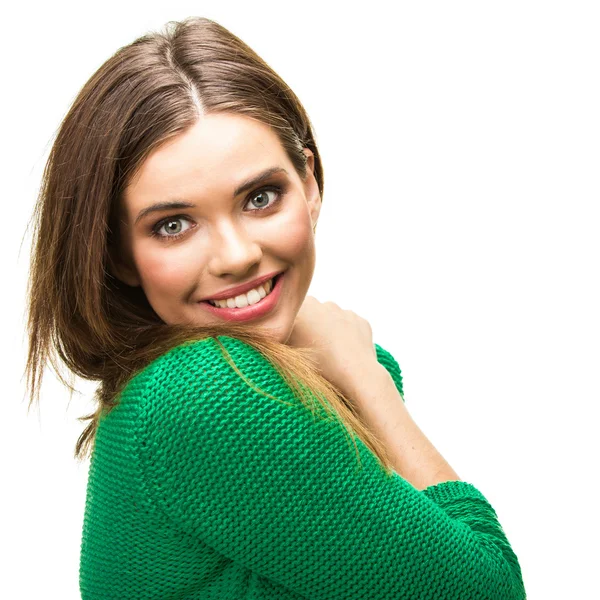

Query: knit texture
<box><xmin>79</xmin><ymin>335</ymin><xmax>526</xmax><ymax>599</ymax></box>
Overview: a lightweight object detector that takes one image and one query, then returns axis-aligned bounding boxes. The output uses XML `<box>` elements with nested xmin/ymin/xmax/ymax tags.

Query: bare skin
<box><xmin>287</xmin><ymin>296</ymin><xmax>461</xmax><ymax>490</ymax></box>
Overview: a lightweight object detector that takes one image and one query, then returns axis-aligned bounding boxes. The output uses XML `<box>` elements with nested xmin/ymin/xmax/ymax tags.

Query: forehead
<box><xmin>123</xmin><ymin>113</ymin><xmax>289</xmax><ymax>214</ymax></box>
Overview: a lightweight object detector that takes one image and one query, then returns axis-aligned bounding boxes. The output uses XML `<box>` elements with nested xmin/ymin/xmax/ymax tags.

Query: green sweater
<box><xmin>79</xmin><ymin>335</ymin><xmax>526</xmax><ymax>599</ymax></box>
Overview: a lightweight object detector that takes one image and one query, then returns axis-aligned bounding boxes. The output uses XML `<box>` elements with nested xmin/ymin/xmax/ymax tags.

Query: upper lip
<box><xmin>200</xmin><ymin>271</ymin><xmax>282</xmax><ymax>302</ymax></box>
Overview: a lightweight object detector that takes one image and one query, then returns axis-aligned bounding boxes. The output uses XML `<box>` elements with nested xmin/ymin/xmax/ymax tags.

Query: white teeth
<box><xmin>246</xmin><ymin>288</ymin><xmax>261</xmax><ymax>305</ymax></box>
<box><xmin>209</xmin><ymin>277</ymin><xmax>275</xmax><ymax>308</ymax></box>
<box><xmin>234</xmin><ymin>294</ymin><xmax>248</xmax><ymax>308</ymax></box>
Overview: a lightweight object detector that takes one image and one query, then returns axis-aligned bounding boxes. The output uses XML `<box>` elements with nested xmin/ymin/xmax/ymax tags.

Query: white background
<box><xmin>3</xmin><ymin>2</ymin><xmax>599</xmax><ymax>598</ymax></box>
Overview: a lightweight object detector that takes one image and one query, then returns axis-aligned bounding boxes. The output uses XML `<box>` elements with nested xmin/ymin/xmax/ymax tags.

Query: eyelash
<box><xmin>150</xmin><ymin>184</ymin><xmax>286</xmax><ymax>242</ymax></box>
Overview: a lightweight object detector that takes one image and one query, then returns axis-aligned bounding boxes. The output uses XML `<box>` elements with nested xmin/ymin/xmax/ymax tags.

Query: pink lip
<box><xmin>200</xmin><ymin>270</ymin><xmax>282</xmax><ymax>302</ymax></box>
<box><xmin>199</xmin><ymin>272</ymin><xmax>285</xmax><ymax>322</ymax></box>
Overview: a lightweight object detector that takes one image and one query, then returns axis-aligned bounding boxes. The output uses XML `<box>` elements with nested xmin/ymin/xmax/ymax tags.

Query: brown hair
<box><xmin>24</xmin><ymin>16</ymin><xmax>395</xmax><ymax>476</ymax></box>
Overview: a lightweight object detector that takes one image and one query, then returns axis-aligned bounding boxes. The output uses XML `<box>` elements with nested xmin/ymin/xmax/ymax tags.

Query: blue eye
<box><xmin>245</xmin><ymin>187</ymin><xmax>283</xmax><ymax>211</ymax></box>
<box><xmin>151</xmin><ymin>217</ymin><xmax>193</xmax><ymax>240</ymax></box>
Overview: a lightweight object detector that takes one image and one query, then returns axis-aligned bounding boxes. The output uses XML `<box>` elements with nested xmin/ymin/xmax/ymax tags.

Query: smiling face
<box><xmin>111</xmin><ymin>113</ymin><xmax>321</xmax><ymax>344</ymax></box>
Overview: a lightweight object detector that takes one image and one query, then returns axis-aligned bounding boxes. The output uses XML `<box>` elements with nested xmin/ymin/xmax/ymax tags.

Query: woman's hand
<box><xmin>285</xmin><ymin>295</ymin><xmax>384</xmax><ymax>401</ymax></box>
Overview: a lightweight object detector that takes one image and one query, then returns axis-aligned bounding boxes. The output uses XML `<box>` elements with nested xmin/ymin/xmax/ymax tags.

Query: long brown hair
<box><xmin>24</xmin><ymin>16</ymin><xmax>395</xmax><ymax>476</ymax></box>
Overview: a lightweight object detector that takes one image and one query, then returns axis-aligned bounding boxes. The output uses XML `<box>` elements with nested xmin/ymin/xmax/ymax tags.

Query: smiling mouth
<box><xmin>198</xmin><ymin>270</ymin><xmax>285</xmax><ymax>322</ymax></box>
<box><xmin>205</xmin><ymin>273</ymin><xmax>282</xmax><ymax>308</ymax></box>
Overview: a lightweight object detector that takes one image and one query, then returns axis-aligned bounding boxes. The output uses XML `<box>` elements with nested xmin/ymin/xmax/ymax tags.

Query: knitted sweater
<box><xmin>79</xmin><ymin>335</ymin><xmax>526</xmax><ymax>599</ymax></box>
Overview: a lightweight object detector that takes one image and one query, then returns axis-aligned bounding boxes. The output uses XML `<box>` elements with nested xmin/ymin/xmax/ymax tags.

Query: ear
<box><xmin>107</xmin><ymin>243</ymin><xmax>141</xmax><ymax>287</ymax></box>
<box><xmin>302</xmin><ymin>148</ymin><xmax>322</xmax><ymax>228</ymax></box>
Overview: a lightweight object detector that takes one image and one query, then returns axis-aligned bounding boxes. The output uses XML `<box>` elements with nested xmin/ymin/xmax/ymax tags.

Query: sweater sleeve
<box><xmin>135</xmin><ymin>336</ymin><xmax>526</xmax><ymax>600</ymax></box>
<box><xmin>375</xmin><ymin>341</ymin><xmax>524</xmax><ymax>591</ymax></box>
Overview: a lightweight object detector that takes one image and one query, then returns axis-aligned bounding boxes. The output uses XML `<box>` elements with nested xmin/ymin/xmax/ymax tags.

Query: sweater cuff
<box><xmin>421</xmin><ymin>480</ymin><xmax>491</xmax><ymax>507</ymax></box>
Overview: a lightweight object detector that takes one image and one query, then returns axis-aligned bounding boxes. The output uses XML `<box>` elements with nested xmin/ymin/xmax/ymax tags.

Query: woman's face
<box><xmin>112</xmin><ymin>113</ymin><xmax>321</xmax><ymax>344</ymax></box>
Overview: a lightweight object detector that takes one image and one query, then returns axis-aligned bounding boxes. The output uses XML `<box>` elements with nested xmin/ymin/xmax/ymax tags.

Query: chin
<box><xmin>252</xmin><ymin>317</ymin><xmax>292</xmax><ymax>345</ymax></box>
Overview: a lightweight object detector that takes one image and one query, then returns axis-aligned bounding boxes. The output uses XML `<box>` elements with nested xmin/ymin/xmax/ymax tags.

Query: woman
<box><xmin>25</xmin><ymin>16</ymin><xmax>526</xmax><ymax>600</ymax></box>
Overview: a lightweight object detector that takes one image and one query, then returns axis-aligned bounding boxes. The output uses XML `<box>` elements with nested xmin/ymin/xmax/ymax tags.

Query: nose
<box><xmin>207</xmin><ymin>219</ymin><xmax>263</xmax><ymax>277</ymax></box>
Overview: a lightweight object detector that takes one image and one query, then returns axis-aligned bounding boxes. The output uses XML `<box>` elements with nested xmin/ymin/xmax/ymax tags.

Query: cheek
<box><xmin>273</xmin><ymin>206</ymin><xmax>313</xmax><ymax>260</ymax></box>
<box><xmin>134</xmin><ymin>242</ymin><xmax>199</xmax><ymax>294</ymax></box>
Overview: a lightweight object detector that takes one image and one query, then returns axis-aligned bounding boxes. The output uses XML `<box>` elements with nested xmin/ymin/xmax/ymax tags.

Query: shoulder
<box><xmin>143</xmin><ymin>335</ymin><xmax>280</xmax><ymax>388</ymax></box>
<box><xmin>121</xmin><ymin>335</ymin><xmax>295</xmax><ymax>416</ymax></box>
<box><xmin>131</xmin><ymin>335</ymin><xmax>266</xmax><ymax>377</ymax></box>
<box><xmin>120</xmin><ymin>335</ymin><xmax>404</xmax><ymax>411</ymax></box>
<box><xmin>124</xmin><ymin>336</ymin><xmax>323</xmax><ymax>473</ymax></box>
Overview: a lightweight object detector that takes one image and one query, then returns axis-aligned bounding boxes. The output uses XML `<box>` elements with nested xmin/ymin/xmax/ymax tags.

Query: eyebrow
<box><xmin>134</xmin><ymin>166</ymin><xmax>289</xmax><ymax>225</ymax></box>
